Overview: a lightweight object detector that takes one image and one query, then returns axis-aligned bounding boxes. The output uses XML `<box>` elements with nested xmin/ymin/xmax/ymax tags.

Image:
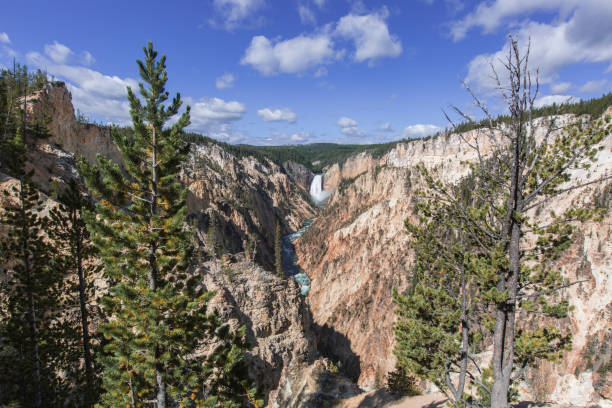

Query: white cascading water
<box><xmin>309</xmin><ymin>174</ymin><xmax>330</xmax><ymax>206</ymax></box>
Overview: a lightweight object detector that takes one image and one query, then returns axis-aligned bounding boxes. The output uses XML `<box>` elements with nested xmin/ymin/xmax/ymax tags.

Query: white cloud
<box><xmin>81</xmin><ymin>51</ymin><xmax>95</xmax><ymax>66</ymax></box>
<box><xmin>402</xmin><ymin>124</ymin><xmax>441</xmax><ymax>138</ymax></box>
<box><xmin>241</xmin><ymin>33</ymin><xmax>335</xmax><ymax>75</ymax></box>
<box><xmin>188</xmin><ymin>97</ymin><xmax>246</xmax><ymax>123</ymax></box>
<box><xmin>216</xmin><ymin>72</ymin><xmax>235</xmax><ymax>89</ymax></box>
<box><xmin>26</xmin><ymin>50</ymin><xmax>138</xmax><ymax>122</ymax></box>
<box><xmin>26</xmin><ymin>42</ymin><xmax>248</xmax><ymax>136</ymax></box>
<box><xmin>257</xmin><ymin>107</ymin><xmax>297</xmax><ymax>123</ymax></box>
<box><xmin>298</xmin><ymin>4</ymin><xmax>316</xmax><ymax>24</ymax></box>
<box><xmin>579</xmin><ymin>79</ymin><xmax>608</xmax><ymax>93</ymax></box>
<box><xmin>534</xmin><ymin>94</ymin><xmax>578</xmax><ymax>108</ymax></box>
<box><xmin>551</xmin><ymin>82</ymin><xmax>572</xmax><ymax>93</ymax></box>
<box><xmin>186</xmin><ymin>97</ymin><xmax>247</xmax><ymax>135</ymax></box>
<box><xmin>378</xmin><ymin>122</ymin><xmax>394</xmax><ymax>132</ymax></box>
<box><xmin>268</xmin><ymin>130</ymin><xmax>313</xmax><ymax>144</ymax></box>
<box><xmin>212</xmin><ymin>0</ymin><xmax>265</xmax><ymax>30</ymax></box>
<box><xmin>28</xmin><ymin>51</ymin><xmax>137</xmax><ymax>99</ymax></box>
<box><xmin>313</xmin><ymin>0</ymin><xmax>325</xmax><ymax>7</ymax></box>
<box><xmin>44</xmin><ymin>41</ymin><xmax>73</xmax><ymax>64</ymax></box>
<box><xmin>341</xmin><ymin>126</ymin><xmax>366</xmax><ymax>137</ymax></box>
<box><xmin>242</xmin><ymin>8</ymin><xmax>401</xmax><ymax>76</ymax></box>
<box><xmin>290</xmin><ymin>131</ymin><xmax>310</xmax><ymax>142</ymax></box>
<box><xmin>337</xmin><ymin>116</ymin><xmax>358</xmax><ymax>127</ymax></box>
<box><xmin>336</xmin><ymin>8</ymin><xmax>402</xmax><ymax>62</ymax></box>
<box><xmin>66</xmin><ymin>83</ymin><xmax>131</xmax><ymax>123</ymax></box>
<box><xmin>450</xmin><ymin>0</ymin><xmax>582</xmax><ymax>41</ymax></box>
<box><xmin>0</xmin><ymin>32</ymin><xmax>10</xmax><ymax>44</ymax></box>
<box><xmin>465</xmin><ymin>1</ymin><xmax>612</xmax><ymax>93</ymax></box>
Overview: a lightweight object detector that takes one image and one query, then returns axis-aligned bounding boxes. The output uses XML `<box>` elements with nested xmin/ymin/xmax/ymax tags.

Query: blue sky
<box><xmin>1</xmin><ymin>0</ymin><xmax>611</xmax><ymax>145</ymax></box>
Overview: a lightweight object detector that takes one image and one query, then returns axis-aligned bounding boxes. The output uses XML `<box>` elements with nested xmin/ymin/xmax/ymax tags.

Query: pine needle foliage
<box><xmin>47</xmin><ymin>178</ymin><xmax>102</xmax><ymax>406</ymax></box>
<box><xmin>0</xmin><ymin>94</ymin><xmax>63</xmax><ymax>407</ymax></box>
<box><xmin>79</xmin><ymin>42</ymin><xmax>258</xmax><ymax>407</ymax></box>
<box><xmin>274</xmin><ymin>221</ymin><xmax>283</xmax><ymax>278</ymax></box>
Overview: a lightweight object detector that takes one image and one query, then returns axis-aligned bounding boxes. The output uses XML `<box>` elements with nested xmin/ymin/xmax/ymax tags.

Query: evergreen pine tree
<box><xmin>274</xmin><ymin>221</ymin><xmax>283</xmax><ymax>278</ymax></box>
<box><xmin>47</xmin><ymin>178</ymin><xmax>101</xmax><ymax>406</ymax></box>
<box><xmin>0</xmin><ymin>71</ymin><xmax>62</xmax><ymax>408</ymax></box>
<box><xmin>80</xmin><ymin>42</ymin><xmax>258</xmax><ymax>407</ymax></box>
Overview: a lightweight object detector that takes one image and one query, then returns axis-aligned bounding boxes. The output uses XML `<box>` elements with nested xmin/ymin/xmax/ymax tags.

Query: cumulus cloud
<box><xmin>579</xmin><ymin>79</ymin><xmax>608</xmax><ymax>93</ymax></box>
<box><xmin>465</xmin><ymin>2</ymin><xmax>612</xmax><ymax>93</ymax></box>
<box><xmin>450</xmin><ymin>0</ymin><xmax>582</xmax><ymax>41</ymax></box>
<box><xmin>534</xmin><ymin>94</ymin><xmax>578</xmax><ymax>108</ymax></box>
<box><xmin>341</xmin><ymin>126</ymin><xmax>366</xmax><ymax>137</ymax></box>
<box><xmin>257</xmin><ymin>107</ymin><xmax>297</xmax><ymax>123</ymax></box>
<box><xmin>81</xmin><ymin>51</ymin><xmax>95</xmax><ymax>66</ymax></box>
<box><xmin>66</xmin><ymin>83</ymin><xmax>131</xmax><ymax>123</ymax></box>
<box><xmin>188</xmin><ymin>97</ymin><xmax>246</xmax><ymax>125</ymax></box>
<box><xmin>336</xmin><ymin>8</ymin><xmax>402</xmax><ymax>62</ymax></box>
<box><xmin>211</xmin><ymin>0</ymin><xmax>265</xmax><ymax>30</ymax></box>
<box><xmin>337</xmin><ymin>116</ymin><xmax>358</xmax><ymax>127</ymax></box>
<box><xmin>298</xmin><ymin>4</ymin><xmax>316</xmax><ymax>24</ymax></box>
<box><xmin>44</xmin><ymin>41</ymin><xmax>74</xmax><ymax>64</ymax></box>
<box><xmin>402</xmin><ymin>124</ymin><xmax>441</xmax><ymax>138</ymax></box>
<box><xmin>28</xmin><ymin>51</ymin><xmax>138</xmax><ymax>99</ymax></box>
<box><xmin>241</xmin><ymin>33</ymin><xmax>335</xmax><ymax>75</ymax></box>
<box><xmin>184</xmin><ymin>97</ymin><xmax>247</xmax><ymax>136</ymax></box>
<box><xmin>26</xmin><ymin>45</ymin><xmax>138</xmax><ymax>122</ymax></box>
<box><xmin>268</xmin><ymin>131</ymin><xmax>313</xmax><ymax>144</ymax></box>
<box><xmin>242</xmin><ymin>8</ymin><xmax>401</xmax><ymax>75</ymax></box>
<box><xmin>336</xmin><ymin>116</ymin><xmax>366</xmax><ymax>137</ymax></box>
<box><xmin>462</xmin><ymin>1</ymin><xmax>612</xmax><ymax>94</ymax></box>
<box><xmin>216</xmin><ymin>72</ymin><xmax>235</xmax><ymax>89</ymax></box>
<box><xmin>26</xmin><ymin>41</ymin><xmax>248</xmax><ymax>137</ymax></box>
<box><xmin>550</xmin><ymin>82</ymin><xmax>572</xmax><ymax>93</ymax></box>
<box><xmin>0</xmin><ymin>32</ymin><xmax>10</xmax><ymax>44</ymax></box>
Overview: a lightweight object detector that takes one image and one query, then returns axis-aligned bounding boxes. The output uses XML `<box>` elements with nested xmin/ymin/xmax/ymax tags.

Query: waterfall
<box><xmin>309</xmin><ymin>175</ymin><xmax>330</xmax><ymax>206</ymax></box>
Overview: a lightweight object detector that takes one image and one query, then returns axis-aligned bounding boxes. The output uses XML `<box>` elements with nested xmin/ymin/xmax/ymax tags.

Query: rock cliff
<box><xmin>0</xmin><ymin>82</ymin><xmax>321</xmax><ymax>404</ymax></box>
<box><xmin>18</xmin><ymin>82</ymin><xmax>317</xmax><ymax>272</ymax></box>
<box><xmin>297</xmin><ymin>111</ymin><xmax>612</xmax><ymax>405</ymax></box>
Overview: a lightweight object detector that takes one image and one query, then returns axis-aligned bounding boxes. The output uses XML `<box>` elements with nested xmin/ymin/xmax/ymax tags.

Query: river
<box><xmin>281</xmin><ymin>174</ymin><xmax>329</xmax><ymax>295</ymax></box>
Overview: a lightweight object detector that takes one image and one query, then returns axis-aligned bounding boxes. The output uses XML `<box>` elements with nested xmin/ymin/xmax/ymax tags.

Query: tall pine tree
<box><xmin>274</xmin><ymin>221</ymin><xmax>283</xmax><ymax>278</ymax></box>
<box><xmin>47</xmin><ymin>178</ymin><xmax>101</xmax><ymax>406</ymax></box>
<box><xmin>0</xmin><ymin>68</ymin><xmax>63</xmax><ymax>408</ymax></box>
<box><xmin>80</xmin><ymin>42</ymin><xmax>259</xmax><ymax>407</ymax></box>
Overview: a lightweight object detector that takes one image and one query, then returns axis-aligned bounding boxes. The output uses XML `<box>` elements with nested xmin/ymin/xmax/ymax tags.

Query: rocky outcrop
<box><xmin>296</xmin><ymin>165</ymin><xmax>414</xmax><ymax>388</ymax></box>
<box><xmin>185</xmin><ymin>143</ymin><xmax>316</xmax><ymax>270</ymax></box>
<box><xmin>296</xmin><ymin>110</ymin><xmax>612</xmax><ymax>406</ymax></box>
<box><xmin>283</xmin><ymin>160</ymin><xmax>314</xmax><ymax>192</ymax></box>
<box><xmin>25</xmin><ymin>82</ymin><xmax>121</xmax><ymax>166</ymax></box>
<box><xmin>322</xmin><ymin>152</ymin><xmax>378</xmax><ymax>193</ymax></box>
<box><xmin>4</xmin><ymin>82</ymin><xmax>323</xmax><ymax>405</ymax></box>
<box><xmin>19</xmin><ymin>82</ymin><xmax>317</xmax><ymax>272</ymax></box>
<box><xmin>198</xmin><ymin>257</ymin><xmax>319</xmax><ymax>401</ymax></box>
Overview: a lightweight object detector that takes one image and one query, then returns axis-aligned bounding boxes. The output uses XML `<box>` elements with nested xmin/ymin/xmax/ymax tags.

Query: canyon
<box><xmin>1</xmin><ymin>82</ymin><xmax>611</xmax><ymax>407</ymax></box>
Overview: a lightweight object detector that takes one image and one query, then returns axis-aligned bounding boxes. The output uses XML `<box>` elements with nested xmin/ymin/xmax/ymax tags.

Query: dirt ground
<box><xmin>338</xmin><ymin>390</ymin><xmax>446</xmax><ymax>408</ymax></box>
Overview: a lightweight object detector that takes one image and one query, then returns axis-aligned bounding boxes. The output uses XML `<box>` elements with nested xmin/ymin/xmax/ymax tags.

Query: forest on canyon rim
<box><xmin>0</xmin><ymin>39</ymin><xmax>611</xmax><ymax>408</ymax></box>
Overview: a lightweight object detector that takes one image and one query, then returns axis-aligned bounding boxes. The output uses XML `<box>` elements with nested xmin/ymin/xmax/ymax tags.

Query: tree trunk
<box><xmin>149</xmin><ymin>126</ymin><xmax>166</xmax><ymax>408</ymax></box>
<box><xmin>75</xmin><ymin>217</ymin><xmax>94</xmax><ymax>405</ymax></box>
<box><xmin>491</xmin><ymin>124</ymin><xmax>523</xmax><ymax>408</ymax></box>
<box><xmin>457</xmin><ymin>260</ymin><xmax>469</xmax><ymax>399</ymax></box>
